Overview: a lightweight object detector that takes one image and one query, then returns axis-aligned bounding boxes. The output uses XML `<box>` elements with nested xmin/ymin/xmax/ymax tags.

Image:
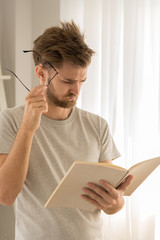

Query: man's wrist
<box><xmin>18</xmin><ymin>124</ymin><xmax>36</xmax><ymax>136</ymax></box>
<box><xmin>103</xmin><ymin>197</ymin><xmax>125</xmax><ymax>215</ymax></box>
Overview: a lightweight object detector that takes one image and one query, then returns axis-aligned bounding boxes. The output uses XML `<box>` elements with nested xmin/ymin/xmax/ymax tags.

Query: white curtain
<box><xmin>60</xmin><ymin>0</ymin><xmax>160</xmax><ymax>239</ymax></box>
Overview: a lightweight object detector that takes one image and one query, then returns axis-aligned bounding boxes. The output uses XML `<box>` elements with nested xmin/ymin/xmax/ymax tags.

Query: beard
<box><xmin>46</xmin><ymin>84</ymin><xmax>78</xmax><ymax>108</ymax></box>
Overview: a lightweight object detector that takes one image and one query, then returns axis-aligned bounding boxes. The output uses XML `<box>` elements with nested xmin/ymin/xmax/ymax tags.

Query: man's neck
<box><xmin>43</xmin><ymin>103</ymin><xmax>73</xmax><ymax>120</ymax></box>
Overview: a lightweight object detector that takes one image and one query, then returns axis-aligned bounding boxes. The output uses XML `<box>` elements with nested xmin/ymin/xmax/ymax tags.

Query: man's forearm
<box><xmin>0</xmin><ymin>126</ymin><xmax>34</xmax><ymax>206</ymax></box>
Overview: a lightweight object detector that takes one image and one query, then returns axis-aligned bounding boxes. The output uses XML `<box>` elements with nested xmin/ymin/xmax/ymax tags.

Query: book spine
<box><xmin>115</xmin><ymin>171</ymin><xmax>130</xmax><ymax>189</ymax></box>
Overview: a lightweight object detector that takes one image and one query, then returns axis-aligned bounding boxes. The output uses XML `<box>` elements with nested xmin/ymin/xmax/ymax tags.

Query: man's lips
<box><xmin>66</xmin><ymin>94</ymin><xmax>77</xmax><ymax>101</ymax></box>
<box><xmin>68</xmin><ymin>96</ymin><xmax>76</xmax><ymax>101</ymax></box>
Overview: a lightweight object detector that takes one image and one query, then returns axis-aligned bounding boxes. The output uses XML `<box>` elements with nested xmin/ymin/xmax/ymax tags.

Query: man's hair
<box><xmin>33</xmin><ymin>20</ymin><xmax>95</xmax><ymax>69</ymax></box>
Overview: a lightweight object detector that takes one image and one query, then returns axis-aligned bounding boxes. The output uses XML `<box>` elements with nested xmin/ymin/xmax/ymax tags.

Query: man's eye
<box><xmin>63</xmin><ymin>81</ymin><xmax>72</xmax><ymax>84</ymax></box>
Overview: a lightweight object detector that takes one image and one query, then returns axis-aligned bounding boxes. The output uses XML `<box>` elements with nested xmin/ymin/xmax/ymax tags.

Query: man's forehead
<box><xmin>57</xmin><ymin>62</ymin><xmax>88</xmax><ymax>80</ymax></box>
<box><xmin>58</xmin><ymin>61</ymin><xmax>87</xmax><ymax>70</ymax></box>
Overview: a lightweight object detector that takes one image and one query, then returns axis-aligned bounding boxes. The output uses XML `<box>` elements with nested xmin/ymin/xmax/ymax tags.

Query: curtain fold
<box><xmin>60</xmin><ymin>0</ymin><xmax>160</xmax><ymax>239</ymax></box>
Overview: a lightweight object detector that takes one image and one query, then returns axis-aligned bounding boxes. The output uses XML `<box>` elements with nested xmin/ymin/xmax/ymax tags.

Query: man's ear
<box><xmin>35</xmin><ymin>65</ymin><xmax>47</xmax><ymax>85</ymax></box>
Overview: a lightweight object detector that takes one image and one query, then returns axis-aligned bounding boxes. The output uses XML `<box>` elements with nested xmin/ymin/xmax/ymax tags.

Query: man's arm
<box><xmin>0</xmin><ymin>154</ymin><xmax>7</xmax><ymax>168</ymax></box>
<box><xmin>0</xmin><ymin>129</ymin><xmax>34</xmax><ymax>206</ymax></box>
<box><xmin>0</xmin><ymin>84</ymin><xmax>47</xmax><ymax>206</ymax></box>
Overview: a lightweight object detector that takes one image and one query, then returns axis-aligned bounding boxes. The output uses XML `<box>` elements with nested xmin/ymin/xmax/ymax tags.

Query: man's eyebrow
<box><xmin>62</xmin><ymin>78</ymin><xmax>87</xmax><ymax>82</ymax></box>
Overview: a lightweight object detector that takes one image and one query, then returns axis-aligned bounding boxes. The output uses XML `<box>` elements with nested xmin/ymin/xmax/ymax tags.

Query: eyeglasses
<box><xmin>5</xmin><ymin>50</ymin><xmax>58</xmax><ymax>92</ymax></box>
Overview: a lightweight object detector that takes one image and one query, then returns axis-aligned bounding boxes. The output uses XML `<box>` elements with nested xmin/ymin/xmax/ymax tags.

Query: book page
<box><xmin>124</xmin><ymin>157</ymin><xmax>160</xmax><ymax>196</ymax></box>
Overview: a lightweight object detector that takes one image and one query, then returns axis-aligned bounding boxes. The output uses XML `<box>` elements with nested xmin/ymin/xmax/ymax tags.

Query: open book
<box><xmin>45</xmin><ymin>157</ymin><xmax>160</xmax><ymax>212</ymax></box>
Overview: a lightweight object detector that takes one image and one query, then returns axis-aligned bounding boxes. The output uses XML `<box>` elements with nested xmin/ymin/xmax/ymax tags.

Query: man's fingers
<box><xmin>26</xmin><ymin>95</ymin><xmax>46</xmax><ymax>103</ymax></box>
<box><xmin>26</xmin><ymin>85</ymin><xmax>47</xmax><ymax>99</ymax></box>
<box><xmin>99</xmin><ymin>180</ymin><xmax>122</xmax><ymax>199</ymax></box>
<box><xmin>117</xmin><ymin>175</ymin><xmax>133</xmax><ymax>191</ymax></box>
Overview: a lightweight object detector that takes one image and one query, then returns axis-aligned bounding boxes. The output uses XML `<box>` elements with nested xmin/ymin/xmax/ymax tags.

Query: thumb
<box><xmin>117</xmin><ymin>175</ymin><xmax>133</xmax><ymax>191</ymax></box>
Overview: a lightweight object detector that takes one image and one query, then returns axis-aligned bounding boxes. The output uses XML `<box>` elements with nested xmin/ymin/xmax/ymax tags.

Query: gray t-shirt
<box><xmin>0</xmin><ymin>106</ymin><xmax>120</xmax><ymax>240</ymax></box>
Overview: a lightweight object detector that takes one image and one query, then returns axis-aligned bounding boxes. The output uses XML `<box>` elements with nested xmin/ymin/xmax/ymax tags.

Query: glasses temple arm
<box><xmin>23</xmin><ymin>50</ymin><xmax>58</xmax><ymax>73</ymax></box>
<box><xmin>5</xmin><ymin>68</ymin><xmax>30</xmax><ymax>92</ymax></box>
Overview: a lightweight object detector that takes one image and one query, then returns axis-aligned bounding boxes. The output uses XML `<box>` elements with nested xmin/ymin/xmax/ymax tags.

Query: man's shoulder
<box><xmin>76</xmin><ymin>107</ymin><xmax>106</xmax><ymax>120</ymax></box>
<box><xmin>0</xmin><ymin>105</ymin><xmax>24</xmax><ymax>121</ymax></box>
<box><xmin>75</xmin><ymin>107</ymin><xmax>108</xmax><ymax>126</ymax></box>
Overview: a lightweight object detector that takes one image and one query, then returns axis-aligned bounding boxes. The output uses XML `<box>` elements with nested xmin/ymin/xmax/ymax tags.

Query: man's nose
<box><xmin>70</xmin><ymin>82</ymin><xmax>80</xmax><ymax>95</ymax></box>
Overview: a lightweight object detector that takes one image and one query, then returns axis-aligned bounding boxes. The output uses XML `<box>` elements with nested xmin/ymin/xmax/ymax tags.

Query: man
<box><xmin>0</xmin><ymin>21</ymin><xmax>132</xmax><ymax>240</ymax></box>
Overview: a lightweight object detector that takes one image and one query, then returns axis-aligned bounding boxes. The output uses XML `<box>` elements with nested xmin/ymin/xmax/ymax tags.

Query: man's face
<box><xmin>46</xmin><ymin>62</ymin><xmax>88</xmax><ymax>108</ymax></box>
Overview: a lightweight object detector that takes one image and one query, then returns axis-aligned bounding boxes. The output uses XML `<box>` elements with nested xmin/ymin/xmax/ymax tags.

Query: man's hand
<box><xmin>81</xmin><ymin>175</ymin><xmax>133</xmax><ymax>214</ymax></box>
<box><xmin>21</xmin><ymin>84</ymin><xmax>48</xmax><ymax>132</ymax></box>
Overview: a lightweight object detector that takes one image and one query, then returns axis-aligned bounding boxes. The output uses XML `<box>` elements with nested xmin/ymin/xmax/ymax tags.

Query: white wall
<box><xmin>0</xmin><ymin>1</ymin><xmax>60</xmax><ymax>239</ymax></box>
<box><xmin>1</xmin><ymin>0</ymin><xmax>16</xmax><ymax>108</ymax></box>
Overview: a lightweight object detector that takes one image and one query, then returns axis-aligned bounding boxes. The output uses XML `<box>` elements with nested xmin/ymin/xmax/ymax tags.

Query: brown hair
<box><xmin>33</xmin><ymin>20</ymin><xmax>95</xmax><ymax>69</ymax></box>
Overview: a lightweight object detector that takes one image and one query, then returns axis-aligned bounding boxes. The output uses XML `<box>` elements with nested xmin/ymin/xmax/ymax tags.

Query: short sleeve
<box><xmin>99</xmin><ymin>118</ymin><xmax>121</xmax><ymax>162</ymax></box>
<box><xmin>0</xmin><ymin>109</ymin><xmax>18</xmax><ymax>154</ymax></box>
